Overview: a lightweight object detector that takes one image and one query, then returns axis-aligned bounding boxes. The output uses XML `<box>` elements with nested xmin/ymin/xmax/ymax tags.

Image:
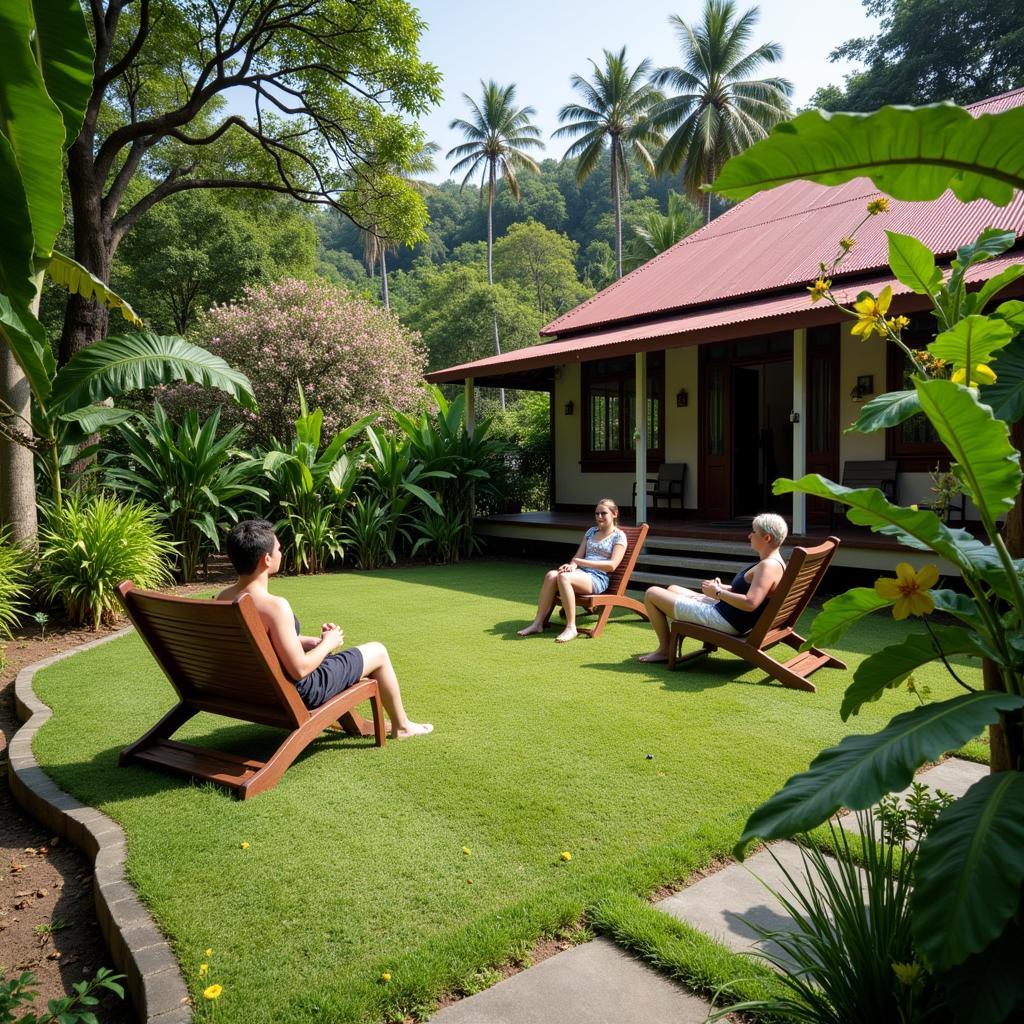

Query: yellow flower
<box><xmin>240</xmin><ymin>841</ymin><xmax>249</xmax><ymax>850</ymax></box>
<box><xmin>867</xmin><ymin>196</ymin><xmax>890</xmax><ymax>214</ymax></box>
<box><xmin>886</xmin><ymin>315</ymin><xmax>910</xmax><ymax>330</ymax></box>
<box><xmin>951</xmin><ymin>364</ymin><xmax>997</xmax><ymax>386</ymax></box>
<box><xmin>204</xmin><ymin>949</ymin><xmax>213</xmax><ymax>957</ymax></box>
<box><xmin>462</xmin><ymin>847</ymin><xmax>472</xmax><ymax>856</ymax></box>
<box><xmin>892</xmin><ymin>961</ymin><xmax>923</xmax><ymax>986</ymax></box>
<box><xmin>380</xmin><ymin>972</ymin><xmax>392</xmax><ymax>983</ymax></box>
<box><xmin>199</xmin><ymin>963</ymin><xmax>209</xmax><ymax>977</ymax></box>
<box><xmin>807</xmin><ymin>277</ymin><xmax>831</xmax><ymax>303</ymax></box>
<box><xmin>203</xmin><ymin>984</ymin><xmax>223</xmax><ymax>1001</ymax></box>
<box><xmin>851</xmin><ymin>286</ymin><xmax>893</xmax><ymax>339</ymax></box>
<box><xmin>874</xmin><ymin>563</ymin><xmax>939</xmax><ymax>620</ymax></box>
<box><xmin>560</xmin><ymin>851</ymin><xmax>572</xmax><ymax>862</ymax></box>
<box><xmin>839</xmin><ymin>236</ymin><xmax>856</xmax><ymax>252</ymax></box>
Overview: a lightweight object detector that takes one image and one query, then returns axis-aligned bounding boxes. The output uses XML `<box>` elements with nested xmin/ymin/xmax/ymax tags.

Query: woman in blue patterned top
<box><xmin>517</xmin><ymin>498</ymin><xmax>628</xmax><ymax>643</ymax></box>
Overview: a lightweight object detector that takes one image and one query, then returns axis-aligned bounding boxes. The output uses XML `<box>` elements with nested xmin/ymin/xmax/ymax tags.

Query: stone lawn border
<box><xmin>8</xmin><ymin>629</ymin><xmax>190</xmax><ymax>1024</ymax></box>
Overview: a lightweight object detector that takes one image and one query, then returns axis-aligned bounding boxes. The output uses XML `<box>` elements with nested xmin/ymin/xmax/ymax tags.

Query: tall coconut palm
<box><xmin>447</xmin><ymin>81</ymin><xmax>543</xmax><ymax>406</ymax></box>
<box><xmin>360</xmin><ymin>141</ymin><xmax>440</xmax><ymax>311</ymax></box>
<box><xmin>650</xmin><ymin>1</ymin><xmax>793</xmax><ymax>222</ymax></box>
<box><xmin>554</xmin><ymin>48</ymin><xmax>663</xmax><ymax>279</ymax></box>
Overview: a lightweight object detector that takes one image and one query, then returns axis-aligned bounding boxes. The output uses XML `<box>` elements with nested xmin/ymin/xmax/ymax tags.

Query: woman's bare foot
<box><xmin>554</xmin><ymin>627</ymin><xmax>578</xmax><ymax>643</ymax></box>
<box><xmin>394</xmin><ymin>721</ymin><xmax>433</xmax><ymax>739</ymax></box>
<box><xmin>638</xmin><ymin>651</ymin><xmax>668</xmax><ymax>663</ymax></box>
<box><xmin>517</xmin><ymin>623</ymin><xmax>546</xmax><ymax>637</ymax></box>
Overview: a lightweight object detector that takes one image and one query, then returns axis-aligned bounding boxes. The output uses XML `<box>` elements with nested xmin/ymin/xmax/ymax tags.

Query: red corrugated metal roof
<box><xmin>541</xmin><ymin>87</ymin><xmax>1024</xmax><ymax>338</ymax></box>
<box><xmin>426</xmin><ymin>254</ymin><xmax>1023</xmax><ymax>383</ymax></box>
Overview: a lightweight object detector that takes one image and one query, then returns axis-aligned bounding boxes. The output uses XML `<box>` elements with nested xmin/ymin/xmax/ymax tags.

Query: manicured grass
<box><xmin>30</xmin><ymin>561</ymin><xmax>985</xmax><ymax>1022</ymax></box>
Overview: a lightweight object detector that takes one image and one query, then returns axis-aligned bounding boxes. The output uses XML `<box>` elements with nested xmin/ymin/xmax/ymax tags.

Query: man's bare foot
<box><xmin>638</xmin><ymin>651</ymin><xmax>668</xmax><ymax>663</ymax></box>
<box><xmin>394</xmin><ymin>721</ymin><xmax>433</xmax><ymax>739</ymax></box>
<box><xmin>517</xmin><ymin>623</ymin><xmax>545</xmax><ymax>636</ymax></box>
<box><xmin>554</xmin><ymin>627</ymin><xmax>578</xmax><ymax>643</ymax></box>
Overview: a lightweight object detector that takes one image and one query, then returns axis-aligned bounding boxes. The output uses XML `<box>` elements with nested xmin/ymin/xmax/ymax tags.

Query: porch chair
<box><xmin>831</xmin><ymin>460</ymin><xmax>897</xmax><ymax>527</ymax></box>
<box><xmin>633</xmin><ymin>463</ymin><xmax>687</xmax><ymax>518</ymax></box>
<box><xmin>116</xmin><ymin>581</ymin><xmax>385</xmax><ymax>799</ymax></box>
<box><xmin>667</xmin><ymin>536</ymin><xmax>845</xmax><ymax>692</ymax></box>
<box><xmin>544</xmin><ymin>523</ymin><xmax>650</xmax><ymax>638</ymax></box>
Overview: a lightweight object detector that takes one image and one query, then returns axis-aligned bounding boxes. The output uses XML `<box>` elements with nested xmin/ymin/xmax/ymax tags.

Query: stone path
<box><xmin>429</xmin><ymin>758</ymin><xmax>987</xmax><ymax>1024</ymax></box>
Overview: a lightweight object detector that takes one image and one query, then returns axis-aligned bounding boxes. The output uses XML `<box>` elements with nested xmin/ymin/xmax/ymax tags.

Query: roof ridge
<box><xmin>967</xmin><ymin>84</ymin><xmax>1024</xmax><ymax>110</ymax></box>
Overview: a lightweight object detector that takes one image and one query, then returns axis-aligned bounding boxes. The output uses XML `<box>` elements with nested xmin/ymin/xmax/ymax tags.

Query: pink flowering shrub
<box><xmin>161</xmin><ymin>279</ymin><xmax>429</xmax><ymax>448</ymax></box>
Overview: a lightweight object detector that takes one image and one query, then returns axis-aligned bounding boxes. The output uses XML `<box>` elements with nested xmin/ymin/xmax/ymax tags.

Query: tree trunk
<box><xmin>486</xmin><ymin>162</ymin><xmax>504</xmax><ymax>410</ymax></box>
<box><xmin>60</xmin><ymin>142</ymin><xmax>113</xmax><ymax>365</ymax></box>
<box><xmin>380</xmin><ymin>249</ymin><xmax>390</xmax><ymax>311</ymax></box>
<box><xmin>611</xmin><ymin>140</ymin><xmax>622</xmax><ymax>280</ymax></box>
<box><xmin>0</xmin><ymin>346</ymin><xmax>38</xmax><ymax>547</ymax></box>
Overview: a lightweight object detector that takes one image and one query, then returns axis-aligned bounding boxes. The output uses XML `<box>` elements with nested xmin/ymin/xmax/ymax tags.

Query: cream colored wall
<box><xmin>665</xmin><ymin>345</ymin><xmax>699</xmax><ymax>508</ymax></box>
<box><xmin>838</xmin><ymin>320</ymin><xmax>888</xmax><ymax>463</ymax></box>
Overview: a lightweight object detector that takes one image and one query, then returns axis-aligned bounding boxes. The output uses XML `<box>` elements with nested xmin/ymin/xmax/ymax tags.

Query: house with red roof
<box><xmin>426</xmin><ymin>89</ymin><xmax>1024</xmax><ymax>574</ymax></box>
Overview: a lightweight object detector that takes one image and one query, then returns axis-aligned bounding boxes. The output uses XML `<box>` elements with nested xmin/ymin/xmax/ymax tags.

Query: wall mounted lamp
<box><xmin>564</xmin><ymin>400</ymin><xmax>574</xmax><ymax>416</ymax></box>
<box><xmin>676</xmin><ymin>388</ymin><xmax>688</xmax><ymax>408</ymax></box>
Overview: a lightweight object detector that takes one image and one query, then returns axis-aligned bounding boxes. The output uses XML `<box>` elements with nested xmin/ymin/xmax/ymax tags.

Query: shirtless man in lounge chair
<box><xmin>218</xmin><ymin>519</ymin><xmax>432</xmax><ymax>738</ymax></box>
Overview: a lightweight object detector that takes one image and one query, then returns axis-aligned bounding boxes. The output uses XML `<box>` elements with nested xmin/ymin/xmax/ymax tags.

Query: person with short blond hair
<box><xmin>639</xmin><ymin>513</ymin><xmax>788</xmax><ymax>663</ymax></box>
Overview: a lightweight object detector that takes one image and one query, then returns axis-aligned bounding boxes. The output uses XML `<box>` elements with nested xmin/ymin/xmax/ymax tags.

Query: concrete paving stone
<box><xmin>429</xmin><ymin>938</ymin><xmax>710</xmax><ymax>1024</ymax></box>
<box><xmin>656</xmin><ymin>841</ymin><xmax>856</xmax><ymax>965</ymax></box>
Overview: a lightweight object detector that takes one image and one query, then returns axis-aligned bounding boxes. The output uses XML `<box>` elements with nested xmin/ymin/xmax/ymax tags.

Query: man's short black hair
<box><xmin>226</xmin><ymin>519</ymin><xmax>277</xmax><ymax>575</ymax></box>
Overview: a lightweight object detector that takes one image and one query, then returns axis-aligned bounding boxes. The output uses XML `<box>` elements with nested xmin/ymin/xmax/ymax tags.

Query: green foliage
<box><xmin>0</xmin><ymin>529</ymin><xmax>33</xmax><ymax>638</ymax></box>
<box><xmin>38</xmin><ymin>493</ymin><xmax>175</xmax><ymax>628</ymax></box>
<box><xmin>623</xmin><ymin>191</ymin><xmax>703</xmax><ymax>272</ymax></box>
<box><xmin>0</xmin><ymin>967</ymin><xmax>124</xmax><ymax>1024</ymax></box>
<box><xmin>724</xmin><ymin>99</ymin><xmax>1024</xmax><ymax>1022</ymax></box>
<box><xmin>492</xmin><ymin>220</ymin><xmax>591</xmax><ymax>317</ymax></box>
<box><xmin>340</xmin><ymin>492</ymin><xmax>396</xmax><ymax>570</ymax></box>
<box><xmin>105</xmin><ymin>404</ymin><xmax>267</xmax><ymax>582</ymax></box>
<box><xmin>487</xmin><ymin>392</ymin><xmax>551</xmax><ymax>511</ymax></box>
<box><xmin>811</xmin><ymin>0</ymin><xmax>1024</xmax><ymax>111</ymax></box>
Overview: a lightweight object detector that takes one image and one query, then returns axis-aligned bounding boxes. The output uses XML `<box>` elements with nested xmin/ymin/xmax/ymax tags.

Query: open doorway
<box><xmin>732</xmin><ymin>361</ymin><xmax>793</xmax><ymax>517</ymax></box>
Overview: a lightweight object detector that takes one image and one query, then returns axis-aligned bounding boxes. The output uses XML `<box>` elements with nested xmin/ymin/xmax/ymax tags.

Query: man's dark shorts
<box><xmin>295</xmin><ymin>648</ymin><xmax>365</xmax><ymax>709</ymax></box>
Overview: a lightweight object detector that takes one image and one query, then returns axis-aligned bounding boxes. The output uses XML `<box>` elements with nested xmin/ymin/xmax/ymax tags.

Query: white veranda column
<box><xmin>635</xmin><ymin>352</ymin><xmax>647</xmax><ymax>523</ymax></box>
<box><xmin>791</xmin><ymin>329</ymin><xmax>807</xmax><ymax>536</ymax></box>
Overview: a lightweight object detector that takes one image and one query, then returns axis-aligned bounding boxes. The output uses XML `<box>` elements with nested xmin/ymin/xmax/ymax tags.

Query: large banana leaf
<box><xmin>914</xmin><ymin>378</ymin><xmax>1020</xmax><ymax>523</ymax></box>
<box><xmin>711</xmin><ymin>103</ymin><xmax>1024</xmax><ymax>205</ymax></box>
<box><xmin>931</xmin><ymin>589</ymin><xmax>988</xmax><ymax>632</ymax></box>
<box><xmin>886</xmin><ymin>231</ymin><xmax>941</xmax><ymax>296</ymax></box>
<box><xmin>0</xmin><ymin>0</ymin><xmax>66</xmax><ymax>259</ymax></box>
<box><xmin>840</xmin><ymin>626</ymin><xmax>988</xmax><ymax>721</ymax></box>
<box><xmin>845</xmin><ymin>389</ymin><xmax>921</xmax><ymax>434</ymax></box>
<box><xmin>30</xmin><ymin>0</ymin><xmax>92</xmax><ymax>145</ymax></box>
<box><xmin>773</xmin><ymin>474</ymin><xmax>980</xmax><ymax>571</ymax></box>
<box><xmin>940</xmin><ymin>919</ymin><xmax>1024</xmax><ymax>1024</ymax></box>
<box><xmin>734</xmin><ymin>692</ymin><xmax>1024</xmax><ymax>857</ymax></box>
<box><xmin>803</xmin><ymin>588</ymin><xmax>890</xmax><ymax>650</ymax></box>
<box><xmin>45</xmin><ymin>253</ymin><xmax>143</xmax><ymax>327</ymax></box>
<box><xmin>928</xmin><ymin>315</ymin><xmax>1014</xmax><ymax>371</ymax></box>
<box><xmin>57</xmin><ymin>404</ymin><xmax>136</xmax><ymax>444</ymax></box>
<box><xmin>49</xmin><ymin>332</ymin><xmax>257</xmax><ymax>412</ymax></box>
<box><xmin>970</xmin><ymin>265</ymin><xmax>1024</xmax><ymax>315</ymax></box>
<box><xmin>984</xmin><ymin>336</ymin><xmax>1024</xmax><ymax>422</ymax></box>
<box><xmin>913</xmin><ymin>770</ymin><xmax>1024</xmax><ymax>970</ymax></box>
<box><xmin>0</xmin><ymin>292</ymin><xmax>55</xmax><ymax>406</ymax></box>
<box><xmin>0</xmin><ymin>134</ymin><xmax>35</xmax><ymax>306</ymax></box>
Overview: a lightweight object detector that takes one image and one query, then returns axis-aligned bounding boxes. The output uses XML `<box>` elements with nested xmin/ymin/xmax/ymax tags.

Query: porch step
<box><xmin>634</xmin><ymin>532</ymin><xmax>754</xmax><ymax>589</ymax></box>
<box><xmin>629</xmin><ymin>571</ymin><xmax>704</xmax><ymax>590</ymax></box>
<box><xmin>643</xmin><ymin>535</ymin><xmax>751</xmax><ymax>556</ymax></box>
<box><xmin>639</xmin><ymin>553</ymin><xmax>747</xmax><ymax>574</ymax></box>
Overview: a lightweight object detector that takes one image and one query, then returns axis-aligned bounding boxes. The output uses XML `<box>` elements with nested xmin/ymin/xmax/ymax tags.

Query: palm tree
<box><xmin>650</xmin><ymin>1</ymin><xmax>793</xmax><ymax>222</ymax></box>
<box><xmin>360</xmin><ymin>141</ymin><xmax>439</xmax><ymax>311</ymax></box>
<box><xmin>554</xmin><ymin>48</ymin><xmax>663</xmax><ymax>279</ymax></box>
<box><xmin>623</xmin><ymin>192</ymin><xmax>704</xmax><ymax>272</ymax></box>
<box><xmin>447</xmin><ymin>81</ymin><xmax>543</xmax><ymax>406</ymax></box>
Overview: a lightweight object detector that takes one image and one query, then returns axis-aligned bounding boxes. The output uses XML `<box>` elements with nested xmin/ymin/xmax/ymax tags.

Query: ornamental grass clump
<box><xmin>165</xmin><ymin>278</ymin><xmax>428</xmax><ymax>448</ymax></box>
<box><xmin>0</xmin><ymin>529</ymin><xmax>33</xmax><ymax>638</ymax></box>
<box><xmin>39</xmin><ymin>494</ymin><xmax>175</xmax><ymax>629</ymax></box>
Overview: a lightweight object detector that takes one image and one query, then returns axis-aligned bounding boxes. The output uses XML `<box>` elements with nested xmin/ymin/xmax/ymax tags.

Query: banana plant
<box><xmin>262</xmin><ymin>385</ymin><xmax>376</xmax><ymax>573</ymax></box>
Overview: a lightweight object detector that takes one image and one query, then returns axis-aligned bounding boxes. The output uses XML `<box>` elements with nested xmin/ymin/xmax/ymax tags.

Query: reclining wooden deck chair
<box><xmin>667</xmin><ymin>537</ymin><xmax>845</xmax><ymax>692</ymax></box>
<box><xmin>544</xmin><ymin>523</ymin><xmax>650</xmax><ymax>638</ymax></box>
<box><xmin>116</xmin><ymin>581</ymin><xmax>385</xmax><ymax>799</ymax></box>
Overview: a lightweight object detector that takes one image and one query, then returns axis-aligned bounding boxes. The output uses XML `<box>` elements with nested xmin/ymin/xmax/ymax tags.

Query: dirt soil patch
<box><xmin>0</xmin><ymin>566</ymin><xmax>233</xmax><ymax>1021</ymax></box>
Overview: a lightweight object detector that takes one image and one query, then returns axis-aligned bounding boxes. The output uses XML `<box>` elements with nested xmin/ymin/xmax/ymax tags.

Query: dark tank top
<box><xmin>714</xmin><ymin>556</ymin><xmax>784</xmax><ymax>633</ymax></box>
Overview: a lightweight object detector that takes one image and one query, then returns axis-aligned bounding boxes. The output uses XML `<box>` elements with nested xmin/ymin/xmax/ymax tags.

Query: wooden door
<box><xmin>700</xmin><ymin>352</ymin><xmax>731</xmax><ymax>518</ymax></box>
<box><xmin>805</xmin><ymin>325</ymin><xmax>841</xmax><ymax>527</ymax></box>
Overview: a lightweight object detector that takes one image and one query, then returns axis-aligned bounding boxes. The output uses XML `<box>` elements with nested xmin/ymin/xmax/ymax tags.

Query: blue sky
<box><xmin>412</xmin><ymin>0</ymin><xmax>877</xmax><ymax>183</ymax></box>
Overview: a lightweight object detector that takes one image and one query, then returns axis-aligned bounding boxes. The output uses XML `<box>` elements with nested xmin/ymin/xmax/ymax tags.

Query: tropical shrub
<box><xmin>487</xmin><ymin>392</ymin><xmax>550</xmax><ymax>511</ymax></box>
<box><xmin>261</xmin><ymin>386</ymin><xmax>373</xmax><ymax>573</ymax></box>
<box><xmin>105</xmin><ymin>404</ymin><xmax>267</xmax><ymax>582</ymax></box>
<box><xmin>39</xmin><ymin>494</ymin><xmax>175</xmax><ymax>629</ymax></box>
<box><xmin>341</xmin><ymin>493</ymin><xmax>397</xmax><ymax>570</ymax></box>
<box><xmin>0</xmin><ymin>530</ymin><xmax>33</xmax><ymax>638</ymax></box>
<box><xmin>713</xmin><ymin>101</ymin><xmax>1024</xmax><ymax>1021</ymax></box>
<box><xmin>164</xmin><ymin>278</ymin><xmax>428</xmax><ymax>448</ymax></box>
<box><xmin>0</xmin><ymin>967</ymin><xmax>124</xmax><ymax>1024</ymax></box>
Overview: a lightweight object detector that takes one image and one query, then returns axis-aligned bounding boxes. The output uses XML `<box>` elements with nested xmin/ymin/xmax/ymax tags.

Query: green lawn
<box><xmin>31</xmin><ymin>561</ymin><xmax>986</xmax><ymax>1023</ymax></box>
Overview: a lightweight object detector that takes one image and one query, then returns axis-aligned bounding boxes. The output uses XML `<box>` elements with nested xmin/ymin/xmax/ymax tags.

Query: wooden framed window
<box><xmin>885</xmin><ymin>313</ymin><xmax>951</xmax><ymax>470</ymax></box>
<box><xmin>581</xmin><ymin>353</ymin><xmax>664</xmax><ymax>471</ymax></box>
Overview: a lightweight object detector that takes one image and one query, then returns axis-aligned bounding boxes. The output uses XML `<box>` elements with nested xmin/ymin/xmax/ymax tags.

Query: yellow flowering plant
<box><xmin>711</xmin><ymin>98</ymin><xmax>1024</xmax><ymax>1023</ymax></box>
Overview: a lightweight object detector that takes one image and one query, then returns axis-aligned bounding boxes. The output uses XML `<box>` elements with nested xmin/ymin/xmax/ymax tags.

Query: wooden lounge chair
<box><xmin>544</xmin><ymin>523</ymin><xmax>650</xmax><ymax>638</ymax></box>
<box><xmin>666</xmin><ymin>536</ymin><xmax>846</xmax><ymax>692</ymax></box>
<box><xmin>116</xmin><ymin>581</ymin><xmax>385</xmax><ymax>799</ymax></box>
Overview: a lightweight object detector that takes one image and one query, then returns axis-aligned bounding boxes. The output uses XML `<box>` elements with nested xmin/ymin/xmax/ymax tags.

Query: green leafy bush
<box><xmin>39</xmin><ymin>494</ymin><xmax>175</xmax><ymax>629</ymax></box>
<box><xmin>0</xmin><ymin>530</ymin><xmax>33</xmax><ymax>639</ymax></box>
<box><xmin>105</xmin><ymin>403</ymin><xmax>267</xmax><ymax>581</ymax></box>
<box><xmin>0</xmin><ymin>967</ymin><xmax>124</xmax><ymax>1023</ymax></box>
